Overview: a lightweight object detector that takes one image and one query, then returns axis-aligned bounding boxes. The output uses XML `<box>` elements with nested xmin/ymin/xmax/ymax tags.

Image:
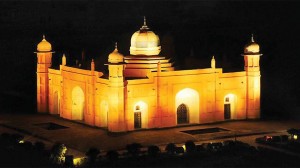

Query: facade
<box><xmin>36</xmin><ymin>19</ymin><xmax>262</xmax><ymax>132</ymax></box>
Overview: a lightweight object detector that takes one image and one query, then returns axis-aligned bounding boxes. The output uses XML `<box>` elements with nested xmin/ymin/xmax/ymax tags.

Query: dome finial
<box><xmin>115</xmin><ymin>42</ymin><xmax>118</xmax><ymax>51</ymax></box>
<box><xmin>251</xmin><ymin>34</ymin><xmax>254</xmax><ymax>42</ymax></box>
<box><xmin>144</xmin><ymin>16</ymin><xmax>147</xmax><ymax>26</ymax></box>
<box><xmin>140</xmin><ymin>16</ymin><xmax>149</xmax><ymax>30</ymax></box>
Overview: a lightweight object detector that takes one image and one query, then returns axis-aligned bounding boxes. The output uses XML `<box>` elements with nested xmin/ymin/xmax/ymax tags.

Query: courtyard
<box><xmin>1</xmin><ymin>113</ymin><xmax>299</xmax><ymax>158</ymax></box>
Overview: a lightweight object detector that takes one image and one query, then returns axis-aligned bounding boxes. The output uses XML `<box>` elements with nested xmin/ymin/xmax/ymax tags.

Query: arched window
<box><xmin>135</xmin><ymin>105</ymin><xmax>140</xmax><ymax>111</ymax></box>
<box><xmin>225</xmin><ymin>97</ymin><xmax>230</xmax><ymax>103</ymax></box>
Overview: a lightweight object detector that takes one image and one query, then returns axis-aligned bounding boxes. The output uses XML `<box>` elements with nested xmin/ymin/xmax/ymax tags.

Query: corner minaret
<box><xmin>242</xmin><ymin>34</ymin><xmax>262</xmax><ymax>119</ymax></box>
<box><xmin>35</xmin><ymin>35</ymin><xmax>54</xmax><ymax>113</ymax></box>
<box><xmin>108</xmin><ymin>43</ymin><xmax>124</xmax><ymax>83</ymax></box>
<box><xmin>107</xmin><ymin>43</ymin><xmax>126</xmax><ymax>132</ymax></box>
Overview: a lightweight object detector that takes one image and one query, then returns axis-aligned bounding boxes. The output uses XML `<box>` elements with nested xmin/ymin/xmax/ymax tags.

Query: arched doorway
<box><xmin>224</xmin><ymin>94</ymin><xmax>237</xmax><ymax>120</ymax></box>
<box><xmin>175</xmin><ymin>88</ymin><xmax>199</xmax><ymax>124</ymax></box>
<box><xmin>133</xmin><ymin>101</ymin><xmax>148</xmax><ymax>129</ymax></box>
<box><xmin>72</xmin><ymin>86</ymin><xmax>84</xmax><ymax>120</ymax></box>
<box><xmin>134</xmin><ymin>105</ymin><xmax>142</xmax><ymax>129</ymax></box>
<box><xmin>177</xmin><ymin>103</ymin><xmax>189</xmax><ymax>124</ymax></box>
<box><xmin>53</xmin><ymin>91</ymin><xmax>60</xmax><ymax>114</ymax></box>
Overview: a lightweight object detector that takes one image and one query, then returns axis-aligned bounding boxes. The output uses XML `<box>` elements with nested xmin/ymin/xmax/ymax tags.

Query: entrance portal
<box><xmin>224</xmin><ymin>104</ymin><xmax>231</xmax><ymax>120</ymax></box>
<box><xmin>224</xmin><ymin>94</ymin><xmax>236</xmax><ymax>120</ymax></box>
<box><xmin>133</xmin><ymin>102</ymin><xmax>148</xmax><ymax>129</ymax></box>
<box><xmin>177</xmin><ymin>103</ymin><xmax>189</xmax><ymax>124</ymax></box>
<box><xmin>175</xmin><ymin>88</ymin><xmax>199</xmax><ymax>124</ymax></box>
<box><xmin>134</xmin><ymin>112</ymin><xmax>141</xmax><ymax>129</ymax></box>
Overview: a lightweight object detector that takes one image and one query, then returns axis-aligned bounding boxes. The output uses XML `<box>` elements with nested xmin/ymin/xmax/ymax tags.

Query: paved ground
<box><xmin>1</xmin><ymin>114</ymin><xmax>300</xmax><ymax>158</ymax></box>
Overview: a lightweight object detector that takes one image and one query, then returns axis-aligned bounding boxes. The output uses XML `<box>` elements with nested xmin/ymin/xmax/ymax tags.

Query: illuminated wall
<box><xmin>44</xmin><ymin>62</ymin><xmax>259</xmax><ymax>132</ymax></box>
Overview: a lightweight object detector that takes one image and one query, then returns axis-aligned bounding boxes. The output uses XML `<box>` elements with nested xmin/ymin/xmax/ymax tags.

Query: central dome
<box><xmin>130</xmin><ymin>17</ymin><xmax>161</xmax><ymax>56</ymax></box>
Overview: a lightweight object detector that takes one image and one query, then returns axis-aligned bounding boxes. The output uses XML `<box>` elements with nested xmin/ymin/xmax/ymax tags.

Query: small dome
<box><xmin>37</xmin><ymin>35</ymin><xmax>52</xmax><ymax>52</ymax></box>
<box><xmin>244</xmin><ymin>35</ymin><xmax>260</xmax><ymax>54</ymax></box>
<box><xmin>130</xmin><ymin>17</ymin><xmax>161</xmax><ymax>56</ymax></box>
<box><xmin>108</xmin><ymin>43</ymin><xmax>124</xmax><ymax>63</ymax></box>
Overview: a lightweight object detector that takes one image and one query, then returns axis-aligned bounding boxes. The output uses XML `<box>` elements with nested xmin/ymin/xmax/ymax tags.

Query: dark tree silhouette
<box><xmin>147</xmin><ymin>145</ymin><xmax>160</xmax><ymax>157</ymax></box>
<box><xmin>126</xmin><ymin>143</ymin><xmax>142</xmax><ymax>157</ymax></box>
<box><xmin>10</xmin><ymin>133</ymin><xmax>24</xmax><ymax>144</ymax></box>
<box><xmin>22</xmin><ymin>141</ymin><xmax>33</xmax><ymax>150</ymax></box>
<box><xmin>34</xmin><ymin>141</ymin><xmax>46</xmax><ymax>152</ymax></box>
<box><xmin>0</xmin><ymin>133</ymin><xmax>11</xmax><ymax>147</ymax></box>
<box><xmin>0</xmin><ymin>133</ymin><xmax>10</xmax><ymax>139</ymax></box>
<box><xmin>185</xmin><ymin>140</ymin><xmax>196</xmax><ymax>153</ymax></box>
<box><xmin>106</xmin><ymin>150</ymin><xmax>119</xmax><ymax>162</ymax></box>
<box><xmin>287</xmin><ymin>128</ymin><xmax>298</xmax><ymax>134</ymax></box>
<box><xmin>165</xmin><ymin>143</ymin><xmax>176</xmax><ymax>155</ymax></box>
<box><xmin>85</xmin><ymin>147</ymin><xmax>100</xmax><ymax>165</ymax></box>
<box><xmin>287</xmin><ymin>128</ymin><xmax>300</xmax><ymax>141</ymax></box>
<box><xmin>50</xmin><ymin>143</ymin><xmax>67</xmax><ymax>165</ymax></box>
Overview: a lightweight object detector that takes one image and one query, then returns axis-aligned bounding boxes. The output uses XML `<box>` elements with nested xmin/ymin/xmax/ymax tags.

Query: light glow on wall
<box><xmin>224</xmin><ymin>93</ymin><xmax>237</xmax><ymax>119</ymax></box>
<box><xmin>254</xmin><ymin>78</ymin><xmax>260</xmax><ymax>89</ymax></box>
<box><xmin>134</xmin><ymin>101</ymin><xmax>148</xmax><ymax>128</ymax></box>
<box><xmin>175</xmin><ymin>88</ymin><xmax>199</xmax><ymax>123</ymax></box>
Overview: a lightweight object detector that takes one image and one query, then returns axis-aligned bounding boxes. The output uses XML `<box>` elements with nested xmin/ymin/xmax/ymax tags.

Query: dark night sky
<box><xmin>0</xmin><ymin>0</ymin><xmax>299</xmax><ymax>119</ymax></box>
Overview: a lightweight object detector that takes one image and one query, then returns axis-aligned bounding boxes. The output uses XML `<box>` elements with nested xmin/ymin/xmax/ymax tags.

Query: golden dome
<box><xmin>244</xmin><ymin>34</ymin><xmax>260</xmax><ymax>54</ymax></box>
<box><xmin>130</xmin><ymin>17</ymin><xmax>161</xmax><ymax>56</ymax></box>
<box><xmin>37</xmin><ymin>35</ymin><xmax>52</xmax><ymax>52</ymax></box>
<box><xmin>108</xmin><ymin>43</ymin><xmax>124</xmax><ymax>63</ymax></box>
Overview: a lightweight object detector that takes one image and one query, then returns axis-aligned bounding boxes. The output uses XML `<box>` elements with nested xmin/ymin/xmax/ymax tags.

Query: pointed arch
<box><xmin>72</xmin><ymin>86</ymin><xmax>84</xmax><ymax>120</ymax></box>
<box><xmin>175</xmin><ymin>88</ymin><xmax>199</xmax><ymax>124</ymax></box>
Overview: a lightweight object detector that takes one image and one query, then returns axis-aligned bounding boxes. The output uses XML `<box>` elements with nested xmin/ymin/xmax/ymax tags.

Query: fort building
<box><xmin>36</xmin><ymin>18</ymin><xmax>261</xmax><ymax>132</ymax></box>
